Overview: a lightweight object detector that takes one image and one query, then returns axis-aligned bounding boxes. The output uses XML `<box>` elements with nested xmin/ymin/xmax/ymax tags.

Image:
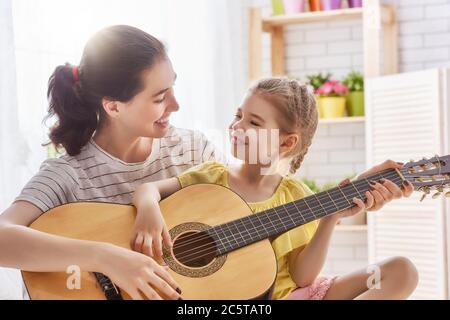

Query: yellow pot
<box><xmin>319</xmin><ymin>96</ymin><xmax>346</xmax><ymax>118</ymax></box>
<box><xmin>314</xmin><ymin>95</ymin><xmax>323</xmax><ymax>118</ymax></box>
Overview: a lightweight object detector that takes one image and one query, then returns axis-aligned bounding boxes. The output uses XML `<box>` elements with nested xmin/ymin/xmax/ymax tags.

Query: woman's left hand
<box><xmin>323</xmin><ymin>160</ymin><xmax>414</xmax><ymax>224</ymax></box>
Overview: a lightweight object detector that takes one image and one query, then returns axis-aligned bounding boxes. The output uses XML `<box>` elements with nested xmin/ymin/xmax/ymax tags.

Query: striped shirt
<box><xmin>14</xmin><ymin>126</ymin><xmax>226</xmax><ymax>213</ymax></box>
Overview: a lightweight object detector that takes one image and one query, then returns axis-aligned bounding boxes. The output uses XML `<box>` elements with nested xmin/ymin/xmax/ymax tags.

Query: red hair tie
<box><xmin>72</xmin><ymin>66</ymin><xmax>80</xmax><ymax>82</ymax></box>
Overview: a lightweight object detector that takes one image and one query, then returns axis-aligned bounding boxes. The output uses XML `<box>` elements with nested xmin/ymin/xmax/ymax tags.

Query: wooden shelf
<box><xmin>262</xmin><ymin>7</ymin><xmax>363</xmax><ymax>31</ymax></box>
<box><xmin>319</xmin><ymin>116</ymin><xmax>365</xmax><ymax>125</ymax></box>
<box><xmin>335</xmin><ymin>224</ymin><xmax>368</xmax><ymax>232</ymax></box>
<box><xmin>262</xmin><ymin>6</ymin><xmax>394</xmax><ymax>31</ymax></box>
<box><xmin>249</xmin><ymin>0</ymin><xmax>398</xmax><ymax>80</ymax></box>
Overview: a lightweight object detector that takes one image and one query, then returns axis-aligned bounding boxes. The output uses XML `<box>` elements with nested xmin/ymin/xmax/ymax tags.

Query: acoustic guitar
<box><xmin>22</xmin><ymin>156</ymin><xmax>450</xmax><ymax>299</ymax></box>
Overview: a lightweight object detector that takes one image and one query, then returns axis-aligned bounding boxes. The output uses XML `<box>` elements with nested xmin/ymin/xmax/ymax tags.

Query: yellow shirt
<box><xmin>177</xmin><ymin>161</ymin><xmax>319</xmax><ymax>300</ymax></box>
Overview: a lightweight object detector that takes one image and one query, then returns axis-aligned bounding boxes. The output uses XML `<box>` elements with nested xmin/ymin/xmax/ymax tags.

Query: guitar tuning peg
<box><xmin>420</xmin><ymin>193</ymin><xmax>427</xmax><ymax>202</ymax></box>
<box><xmin>420</xmin><ymin>187</ymin><xmax>430</xmax><ymax>202</ymax></box>
<box><xmin>432</xmin><ymin>191</ymin><xmax>442</xmax><ymax>199</ymax></box>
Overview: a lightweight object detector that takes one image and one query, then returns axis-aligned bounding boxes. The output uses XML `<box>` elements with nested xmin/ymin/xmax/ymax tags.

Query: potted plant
<box><xmin>342</xmin><ymin>71</ymin><xmax>365</xmax><ymax>117</ymax></box>
<box><xmin>308</xmin><ymin>0</ymin><xmax>322</xmax><ymax>11</ymax></box>
<box><xmin>316</xmin><ymin>79</ymin><xmax>349</xmax><ymax>118</ymax></box>
<box><xmin>283</xmin><ymin>0</ymin><xmax>306</xmax><ymax>14</ymax></box>
<box><xmin>272</xmin><ymin>0</ymin><xmax>285</xmax><ymax>15</ymax></box>
<box><xmin>347</xmin><ymin>0</ymin><xmax>363</xmax><ymax>8</ymax></box>
<box><xmin>321</xmin><ymin>0</ymin><xmax>342</xmax><ymax>11</ymax></box>
<box><xmin>306</xmin><ymin>72</ymin><xmax>331</xmax><ymax>118</ymax></box>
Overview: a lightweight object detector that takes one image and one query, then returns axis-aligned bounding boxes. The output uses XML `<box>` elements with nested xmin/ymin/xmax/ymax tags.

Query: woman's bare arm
<box><xmin>0</xmin><ymin>200</ymin><xmax>181</xmax><ymax>300</ymax></box>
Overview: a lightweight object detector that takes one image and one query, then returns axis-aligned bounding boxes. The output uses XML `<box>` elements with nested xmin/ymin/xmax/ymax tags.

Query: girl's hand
<box><xmin>99</xmin><ymin>243</ymin><xmax>181</xmax><ymax>300</ymax></box>
<box><xmin>323</xmin><ymin>160</ymin><xmax>414</xmax><ymax>224</ymax></box>
<box><xmin>358</xmin><ymin>160</ymin><xmax>414</xmax><ymax>211</ymax></box>
<box><xmin>130</xmin><ymin>203</ymin><xmax>172</xmax><ymax>258</ymax></box>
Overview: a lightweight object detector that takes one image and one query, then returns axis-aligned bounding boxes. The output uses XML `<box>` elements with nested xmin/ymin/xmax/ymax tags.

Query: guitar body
<box><xmin>22</xmin><ymin>184</ymin><xmax>278</xmax><ymax>300</ymax></box>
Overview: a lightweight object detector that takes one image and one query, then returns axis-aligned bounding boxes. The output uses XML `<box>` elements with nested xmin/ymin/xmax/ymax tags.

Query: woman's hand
<box><xmin>322</xmin><ymin>160</ymin><xmax>414</xmax><ymax>225</ymax></box>
<box><xmin>130</xmin><ymin>203</ymin><xmax>172</xmax><ymax>258</ymax></box>
<box><xmin>98</xmin><ymin>243</ymin><xmax>181</xmax><ymax>300</ymax></box>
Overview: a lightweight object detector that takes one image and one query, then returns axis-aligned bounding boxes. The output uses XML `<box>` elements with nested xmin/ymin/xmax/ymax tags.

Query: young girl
<box><xmin>131</xmin><ymin>78</ymin><xmax>418</xmax><ymax>300</ymax></box>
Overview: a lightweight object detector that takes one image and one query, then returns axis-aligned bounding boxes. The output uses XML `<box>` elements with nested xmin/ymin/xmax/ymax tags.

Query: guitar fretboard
<box><xmin>208</xmin><ymin>168</ymin><xmax>405</xmax><ymax>256</ymax></box>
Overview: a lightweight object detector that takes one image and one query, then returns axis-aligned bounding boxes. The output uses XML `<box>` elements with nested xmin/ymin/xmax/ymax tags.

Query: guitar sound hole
<box><xmin>172</xmin><ymin>231</ymin><xmax>217</xmax><ymax>268</ymax></box>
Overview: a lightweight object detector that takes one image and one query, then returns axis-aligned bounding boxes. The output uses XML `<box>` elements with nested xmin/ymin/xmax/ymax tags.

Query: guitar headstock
<box><xmin>402</xmin><ymin>155</ymin><xmax>450</xmax><ymax>201</ymax></box>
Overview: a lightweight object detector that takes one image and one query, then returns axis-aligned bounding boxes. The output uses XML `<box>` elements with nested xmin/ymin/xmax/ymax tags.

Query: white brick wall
<box><xmin>244</xmin><ymin>0</ymin><xmax>450</xmax><ymax>80</ymax></box>
<box><xmin>298</xmin><ymin>122</ymin><xmax>366</xmax><ymax>186</ymax></box>
<box><xmin>322</xmin><ymin>228</ymin><xmax>369</xmax><ymax>276</ymax></box>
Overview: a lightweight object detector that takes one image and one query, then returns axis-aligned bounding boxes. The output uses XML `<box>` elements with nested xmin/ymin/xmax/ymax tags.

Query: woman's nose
<box><xmin>166</xmin><ymin>93</ymin><xmax>180</xmax><ymax>112</ymax></box>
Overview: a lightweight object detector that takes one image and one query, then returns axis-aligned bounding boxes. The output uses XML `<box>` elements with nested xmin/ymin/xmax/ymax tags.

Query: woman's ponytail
<box><xmin>45</xmin><ymin>64</ymin><xmax>98</xmax><ymax>156</ymax></box>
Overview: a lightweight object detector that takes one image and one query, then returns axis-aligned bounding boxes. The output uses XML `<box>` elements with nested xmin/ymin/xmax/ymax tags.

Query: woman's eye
<box><xmin>251</xmin><ymin>121</ymin><xmax>260</xmax><ymax>127</ymax></box>
<box><xmin>155</xmin><ymin>96</ymin><xmax>166</xmax><ymax>103</ymax></box>
<box><xmin>234</xmin><ymin>114</ymin><xmax>241</xmax><ymax>119</ymax></box>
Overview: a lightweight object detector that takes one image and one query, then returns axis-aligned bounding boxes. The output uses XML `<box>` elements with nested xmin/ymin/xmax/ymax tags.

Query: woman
<box><xmin>0</xmin><ymin>25</ymin><xmax>413</xmax><ymax>300</ymax></box>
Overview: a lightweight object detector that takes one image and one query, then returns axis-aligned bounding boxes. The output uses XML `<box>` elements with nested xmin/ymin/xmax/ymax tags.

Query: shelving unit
<box><xmin>319</xmin><ymin>116</ymin><xmax>364</xmax><ymax>125</ymax></box>
<box><xmin>335</xmin><ymin>224</ymin><xmax>368</xmax><ymax>232</ymax></box>
<box><xmin>249</xmin><ymin>0</ymin><xmax>398</xmax><ymax>80</ymax></box>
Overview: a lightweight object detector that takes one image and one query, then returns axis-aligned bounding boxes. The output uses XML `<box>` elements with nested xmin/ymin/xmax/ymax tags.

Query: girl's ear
<box><xmin>280</xmin><ymin>133</ymin><xmax>300</xmax><ymax>155</ymax></box>
<box><xmin>101</xmin><ymin>97</ymin><xmax>120</xmax><ymax>119</ymax></box>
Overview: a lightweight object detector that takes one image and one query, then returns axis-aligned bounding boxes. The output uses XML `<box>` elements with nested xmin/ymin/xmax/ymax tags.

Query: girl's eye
<box><xmin>234</xmin><ymin>114</ymin><xmax>242</xmax><ymax>119</ymax></box>
<box><xmin>251</xmin><ymin>121</ymin><xmax>260</xmax><ymax>127</ymax></box>
<box><xmin>155</xmin><ymin>96</ymin><xmax>166</xmax><ymax>103</ymax></box>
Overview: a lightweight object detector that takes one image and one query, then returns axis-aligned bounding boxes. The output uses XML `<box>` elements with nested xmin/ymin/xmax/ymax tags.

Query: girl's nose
<box><xmin>231</xmin><ymin>119</ymin><xmax>244</xmax><ymax>131</ymax></box>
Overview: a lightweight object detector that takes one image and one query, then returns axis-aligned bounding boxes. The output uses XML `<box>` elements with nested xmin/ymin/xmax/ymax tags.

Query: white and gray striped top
<box><xmin>14</xmin><ymin>126</ymin><xmax>225</xmax><ymax>213</ymax></box>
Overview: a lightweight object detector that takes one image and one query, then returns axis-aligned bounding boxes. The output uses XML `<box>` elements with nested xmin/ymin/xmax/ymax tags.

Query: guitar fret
<box><xmin>211</xmin><ymin>227</ymin><xmax>229</xmax><ymax>253</ymax></box>
<box><xmin>281</xmin><ymin>204</ymin><xmax>296</xmax><ymax>230</ymax></box>
<box><xmin>336</xmin><ymin>185</ymin><xmax>352</xmax><ymax>208</ymax></box>
<box><xmin>290</xmin><ymin>201</ymin><xmax>307</xmax><ymax>224</ymax></box>
<box><xmin>313</xmin><ymin>193</ymin><xmax>328</xmax><ymax>217</ymax></box>
<box><xmin>350</xmin><ymin>182</ymin><xmax>364</xmax><ymax>199</ymax></box>
<box><xmin>272</xmin><ymin>207</ymin><xmax>290</xmax><ymax>233</ymax></box>
<box><xmin>230</xmin><ymin>220</ymin><xmax>248</xmax><ymax>245</ymax></box>
<box><xmin>303</xmin><ymin>198</ymin><xmax>316</xmax><ymax>220</ymax></box>
<box><xmin>223</xmin><ymin>222</ymin><xmax>240</xmax><ymax>249</ymax></box>
<box><xmin>242</xmin><ymin>216</ymin><xmax>256</xmax><ymax>242</ymax></box>
<box><xmin>324</xmin><ymin>190</ymin><xmax>340</xmax><ymax>212</ymax></box>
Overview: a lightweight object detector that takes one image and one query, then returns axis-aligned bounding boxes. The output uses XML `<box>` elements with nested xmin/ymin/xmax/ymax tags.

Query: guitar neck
<box><xmin>210</xmin><ymin>168</ymin><xmax>405</xmax><ymax>256</ymax></box>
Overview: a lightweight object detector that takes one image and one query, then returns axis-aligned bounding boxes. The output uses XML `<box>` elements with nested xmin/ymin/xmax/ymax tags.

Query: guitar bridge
<box><xmin>93</xmin><ymin>272</ymin><xmax>123</xmax><ymax>300</ymax></box>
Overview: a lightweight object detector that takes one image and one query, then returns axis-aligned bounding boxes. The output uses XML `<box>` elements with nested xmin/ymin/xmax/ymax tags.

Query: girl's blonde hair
<box><xmin>248</xmin><ymin>77</ymin><xmax>318</xmax><ymax>175</ymax></box>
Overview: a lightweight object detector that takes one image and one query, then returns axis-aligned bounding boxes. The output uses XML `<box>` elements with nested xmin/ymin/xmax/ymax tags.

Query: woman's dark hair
<box><xmin>43</xmin><ymin>25</ymin><xmax>167</xmax><ymax>156</ymax></box>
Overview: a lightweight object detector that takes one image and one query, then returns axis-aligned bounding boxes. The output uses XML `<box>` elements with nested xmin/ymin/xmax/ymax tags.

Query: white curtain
<box><xmin>2</xmin><ymin>0</ymin><xmax>246</xmax><ymax>212</ymax></box>
<box><xmin>0</xmin><ymin>0</ymin><xmax>30</xmax><ymax>300</ymax></box>
<box><xmin>0</xmin><ymin>0</ymin><xmax>28</xmax><ymax>213</ymax></box>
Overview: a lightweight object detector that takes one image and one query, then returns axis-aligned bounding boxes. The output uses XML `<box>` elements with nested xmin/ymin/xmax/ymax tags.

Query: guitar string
<box><xmin>169</xmin><ymin>169</ymin><xmax>403</xmax><ymax>254</ymax></box>
<box><xmin>170</xmin><ymin>169</ymin><xmax>403</xmax><ymax>259</ymax></box>
<box><xmin>175</xmin><ymin>175</ymin><xmax>406</xmax><ymax>267</ymax></box>
<box><xmin>171</xmin><ymin>171</ymin><xmax>402</xmax><ymax>260</ymax></box>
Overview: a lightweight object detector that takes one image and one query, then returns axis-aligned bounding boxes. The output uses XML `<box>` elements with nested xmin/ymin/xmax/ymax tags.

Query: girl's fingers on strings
<box><xmin>367</xmin><ymin>189</ymin><xmax>384</xmax><ymax>211</ymax></box>
<box><xmin>380</xmin><ymin>179</ymin><xmax>403</xmax><ymax>199</ymax></box>
<box><xmin>365</xmin><ymin>191</ymin><xmax>374</xmax><ymax>209</ymax></box>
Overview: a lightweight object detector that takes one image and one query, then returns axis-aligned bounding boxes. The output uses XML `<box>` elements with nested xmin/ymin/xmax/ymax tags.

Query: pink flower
<box><xmin>317</xmin><ymin>80</ymin><xmax>349</xmax><ymax>97</ymax></box>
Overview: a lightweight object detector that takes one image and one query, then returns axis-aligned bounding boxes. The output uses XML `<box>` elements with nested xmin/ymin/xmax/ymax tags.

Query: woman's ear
<box><xmin>280</xmin><ymin>133</ymin><xmax>300</xmax><ymax>155</ymax></box>
<box><xmin>101</xmin><ymin>97</ymin><xmax>120</xmax><ymax>119</ymax></box>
